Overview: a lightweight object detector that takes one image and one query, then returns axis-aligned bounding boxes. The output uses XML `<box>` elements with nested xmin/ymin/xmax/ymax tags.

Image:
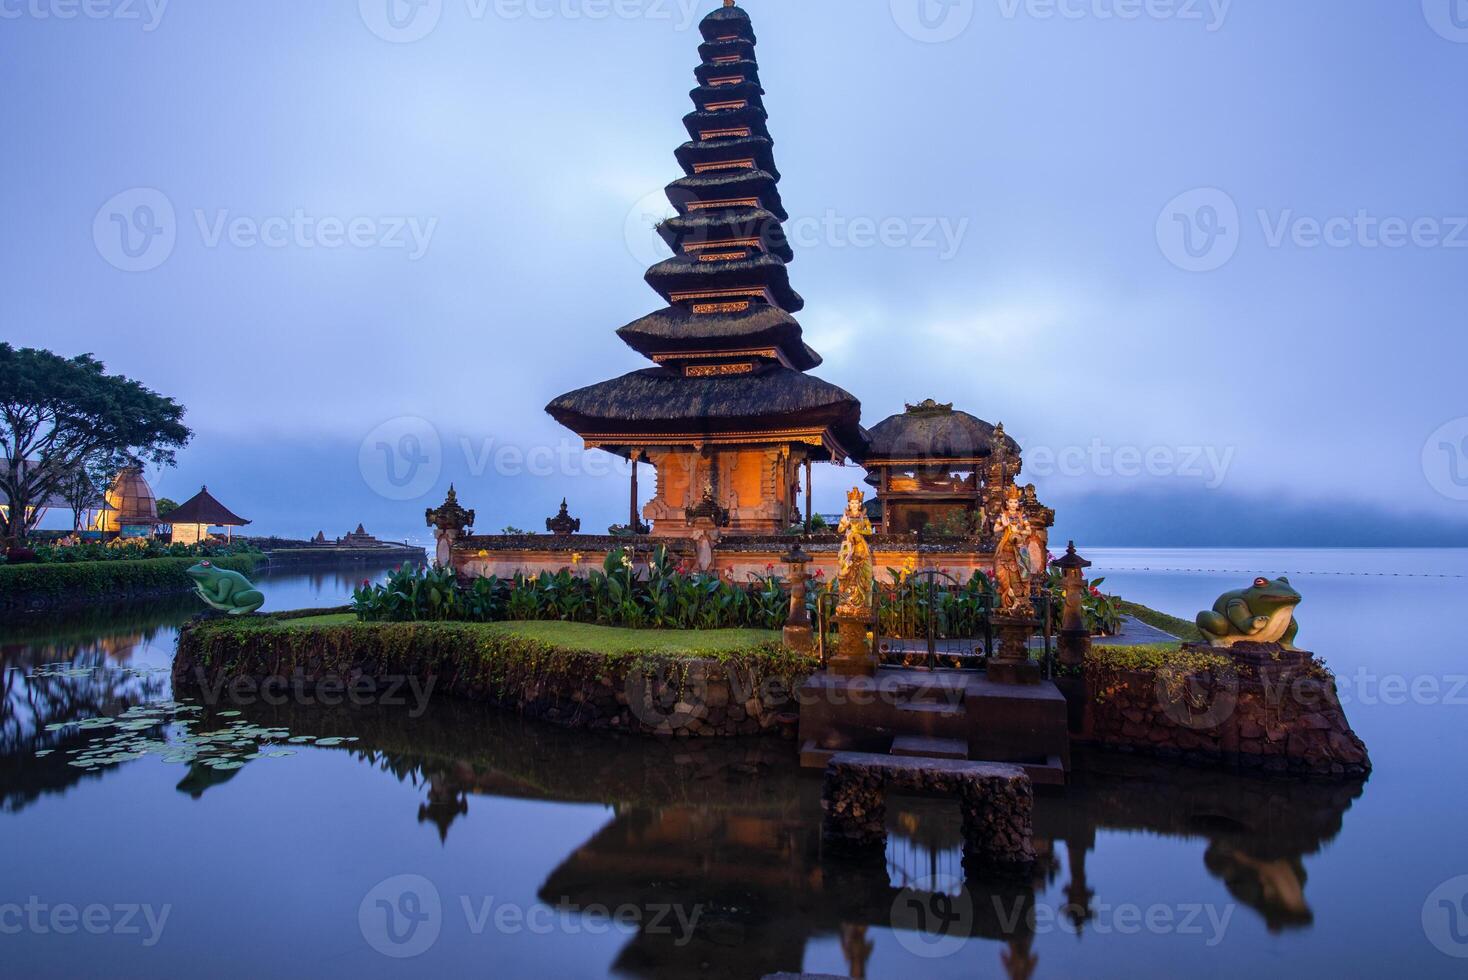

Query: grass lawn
<box><xmin>480</xmin><ymin>621</ymin><xmax>782</xmax><ymax>654</ymax></box>
<box><xmin>255</xmin><ymin>614</ymin><xmax>782</xmax><ymax>655</ymax></box>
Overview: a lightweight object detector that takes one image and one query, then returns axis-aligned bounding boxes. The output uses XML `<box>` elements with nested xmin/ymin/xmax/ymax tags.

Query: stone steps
<box><xmin>890</xmin><ymin>734</ymin><xmax>969</xmax><ymax>760</ymax></box>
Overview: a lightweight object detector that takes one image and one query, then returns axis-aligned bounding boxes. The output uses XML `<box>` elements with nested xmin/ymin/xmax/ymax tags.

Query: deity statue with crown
<box><xmin>836</xmin><ymin>487</ymin><xmax>874</xmax><ymax>619</ymax></box>
<box><xmin>992</xmin><ymin>485</ymin><xmax>1036</xmax><ymax>618</ymax></box>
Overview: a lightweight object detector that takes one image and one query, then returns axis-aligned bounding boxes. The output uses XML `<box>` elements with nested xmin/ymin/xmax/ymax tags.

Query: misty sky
<box><xmin>4</xmin><ymin>1</ymin><xmax>1467</xmax><ymax>544</ymax></box>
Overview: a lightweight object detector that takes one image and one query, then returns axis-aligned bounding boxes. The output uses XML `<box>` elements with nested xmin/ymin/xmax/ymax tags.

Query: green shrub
<box><xmin>350</xmin><ymin>546</ymin><xmax>792</xmax><ymax>632</ymax></box>
<box><xmin>0</xmin><ymin>554</ymin><xmax>264</xmax><ymax>601</ymax></box>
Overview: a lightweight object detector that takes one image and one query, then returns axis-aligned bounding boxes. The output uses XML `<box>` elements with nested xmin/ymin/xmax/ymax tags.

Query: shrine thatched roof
<box><xmin>863</xmin><ymin>401</ymin><xmax>1018</xmax><ymax>464</ymax></box>
<box><xmin>546</xmin><ymin>366</ymin><xmax>864</xmax><ymax>457</ymax></box>
<box><xmin>658</xmin><ymin>206</ymin><xmax>793</xmax><ymax>262</ymax></box>
<box><xmin>667</xmin><ymin>169</ymin><xmax>785</xmax><ymax>220</ymax></box>
<box><xmin>645</xmin><ymin>253</ymin><xmax>803</xmax><ymax>312</ymax></box>
<box><xmin>700</xmin><ymin>3</ymin><xmax>756</xmax><ymax>43</ymax></box>
<box><xmin>616</xmin><ymin>304</ymin><xmax>820</xmax><ymax>369</ymax></box>
<box><xmin>162</xmin><ymin>486</ymin><xmax>251</xmax><ymax>527</ymax></box>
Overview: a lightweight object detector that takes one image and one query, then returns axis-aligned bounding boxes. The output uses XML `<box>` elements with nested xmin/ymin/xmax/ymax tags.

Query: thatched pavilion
<box><xmin>163</xmin><ymin>486</ymin><xmax>251</xmax><ymax>545</ymax></box>
<box><xmin>546</xmin><ymin>0</ymin><xmax>863</xmax><ymax>538</ymax></box>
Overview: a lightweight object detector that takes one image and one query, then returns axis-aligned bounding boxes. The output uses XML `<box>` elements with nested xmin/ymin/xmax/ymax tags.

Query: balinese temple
<box><xmin>163</xmin><ymin>485</ymin><xmax>252</xmax><ymax>545</ymax></box>
<box><xmin>441</xmin><ymin>1</ymin><xmax>1053</xmax><ymax>581</ymax></box>
<box><xmin>546</xmin><ymin>0</ymin><xmax>864</xmax><ymax>539</ymax></box>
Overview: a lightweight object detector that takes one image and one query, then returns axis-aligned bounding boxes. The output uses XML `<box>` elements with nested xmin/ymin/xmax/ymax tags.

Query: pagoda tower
<box><xmin>547</xmin><ymin>1</ymin><xmax>864</xmax><ymax>537</ymax></box>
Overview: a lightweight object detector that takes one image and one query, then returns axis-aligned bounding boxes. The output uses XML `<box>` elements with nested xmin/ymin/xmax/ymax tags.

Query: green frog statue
<box><xmin>1196</xmin><ymin>576</ymin><xmax>1303</xmax><ymax>649</ymax></box>
<box><xmin>186</xmin><ymin>560</ymin><xmax>265</xmax><ymax>616</ymax></box>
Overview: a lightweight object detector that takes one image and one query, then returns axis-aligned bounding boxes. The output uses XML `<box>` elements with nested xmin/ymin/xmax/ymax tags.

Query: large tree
<box><xmin>0</xmin><ymin>345</ymin><xmax>191</xmax><ymax>544</ymax></box>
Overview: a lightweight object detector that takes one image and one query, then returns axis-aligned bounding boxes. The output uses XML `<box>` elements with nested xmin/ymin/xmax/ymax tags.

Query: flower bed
<box><xmin>174</xmin><ymin>613</ymin><xmax>812</xmax><ymax>738</ymax></box>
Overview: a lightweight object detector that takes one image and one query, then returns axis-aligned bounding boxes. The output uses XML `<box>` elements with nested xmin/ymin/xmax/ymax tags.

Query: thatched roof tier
<box><xmin>657</xmin><ymin>206</ymin><xmax>794</xmax><ymax>262</ymax></box>
<box><xmin>862</xmin><ymin>401</ymin><xmax>1020</xmax><ymax>465</ymax></box>
<box><xmin>695</xmin><ymin>58</ymin><xmax>761</xmax><ymax>88</ymax></box>
<box><xmin>689</xmin><ymin>81</ymin><xmax>765</xmax><ymax>112</ymax></box>
<box><xmin>616</xmin><ymin>304</ymin><xmax>820</xmax><ymax>369</ymax></box>
<box><xmin>674</xmin><ymin>137</ymin><xmax>779</xmax><ymax>182</ymax></box>
<box><xmin>667</xmin><ymin>170</ymin><xmax>785</xmax><ymax>220</ymax></box>
<box><xmin>645</xmin><ymin>253</ymin><xmax>803</xmax><ymax>312</ymax></box>
<box><xmin>698</xmin><ymin>38</ymin><xmax>755</xmax><ymax>64</ymax></box>
<box><xmin>683</xmin><ymin>105</ymin><xmax>769</xmax><ymax>142</ymax></box>
<box><xmin>546</xmin><ymin>366</ymin><xmax>864</xmax><ymax>460</ymax></box>
<box><xmin>162</xmin><ymin>486</ymin><xmax>251</xmax><ymax>527</ymax></box>
<box><xmin>699</xmin><ymin>3</ymin><xmax>756</xmax><ymax>43</ymax></box>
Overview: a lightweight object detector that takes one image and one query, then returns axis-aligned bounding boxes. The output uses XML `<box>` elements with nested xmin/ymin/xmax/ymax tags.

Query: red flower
<box><xmin>814</xmin><ymin>568</ymin><xmax>825</xmax><ymax>578</ymax></box>
<box><xmin>1090</xmin><ymin>586</ymin><xmax>1102</xmax><ymax>597</ymax></box>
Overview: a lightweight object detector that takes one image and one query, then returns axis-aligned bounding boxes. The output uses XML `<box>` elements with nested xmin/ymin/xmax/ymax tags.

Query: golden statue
<box><xmin>992</xmin><ymin>485</ymin><xmax>1035</xmax><ymax>618</ymax></box>
<box><xmin>836</xmin><ymin>487</ymin><xmax>874</xmax><ymax>619</ymax></box>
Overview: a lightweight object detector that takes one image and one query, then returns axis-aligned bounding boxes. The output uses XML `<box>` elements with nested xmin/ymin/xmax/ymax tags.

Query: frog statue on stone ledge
<box><xmin>1196</xmin><ymin>576</ymin><xmax>1303</xmax><ymax>649</ymax></box>
<box><xmin>185</xmin><ymin>561</ymin><xmax>265</xmax><ymax>616</ymax></box>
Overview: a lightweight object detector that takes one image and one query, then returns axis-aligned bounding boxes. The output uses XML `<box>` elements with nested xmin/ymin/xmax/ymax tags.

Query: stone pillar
<box><xmin>988</xmin><ymin>614</ymin><xmax>1042</xmax><ymax>685</ymax></box>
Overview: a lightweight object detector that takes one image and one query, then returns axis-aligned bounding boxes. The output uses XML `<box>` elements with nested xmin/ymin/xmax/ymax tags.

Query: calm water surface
<box><xmin>2</xmin><ymin>551</ymin><xmax>1466</xmax><ymax>978</ymax></box>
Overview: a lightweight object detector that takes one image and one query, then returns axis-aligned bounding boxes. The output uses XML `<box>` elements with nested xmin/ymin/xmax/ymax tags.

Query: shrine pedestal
<box><xmin>828</xmin><ymin>614</ymin><xmax>876</xmax><ymax>677</ymax></box>
<box><xmin>988</xmin><ymin>615</ymin><xmax>1042</xmax><ymax>686</ymax></box>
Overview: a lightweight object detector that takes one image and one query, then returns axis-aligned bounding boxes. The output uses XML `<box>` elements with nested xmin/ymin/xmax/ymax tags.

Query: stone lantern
<box><xmin>1050</xmin><ymin>541</ymin><xmax>1093</xmax><ymax>667</ymax></box>
<box><xmin>781</xmin><ymin>543</ymin><xmax>814</xmax><ymax>654</ymax></box>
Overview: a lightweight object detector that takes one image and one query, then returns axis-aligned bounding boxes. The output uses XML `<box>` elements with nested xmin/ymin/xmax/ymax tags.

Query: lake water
<box><xmin>2</xmin><ymin>550</ymin><xmax>1466</xmax><ymax>978</ymax></box>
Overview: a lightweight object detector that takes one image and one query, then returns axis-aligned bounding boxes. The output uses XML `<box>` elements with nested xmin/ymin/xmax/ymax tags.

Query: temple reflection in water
<box><xmin>224</xmin><ymin>698</ymin><xmax>1358</xmax><ymax>978</ymax></box>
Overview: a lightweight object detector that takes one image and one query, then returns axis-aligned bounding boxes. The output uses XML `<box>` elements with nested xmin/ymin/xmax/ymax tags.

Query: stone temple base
<box><xmin>822</xmin><ymin>752</ymin><xmax>1036</xmax><ymax>870</ymax></box>
<box><xmin>827</xmin><ymin>614</ymin><xmax>876</xmax><ymax>677</ymax></box>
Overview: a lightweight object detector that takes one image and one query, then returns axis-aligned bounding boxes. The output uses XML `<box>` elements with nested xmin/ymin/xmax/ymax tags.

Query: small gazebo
<box><xmin>861</xmin><ymin>400</ymin><xmax>1017</xmax><ymax>535</ymax></box>
<box><xmin>163</xmin><ymin>486</ymin><xmax>251</xmax><ymax>545</ymax></box>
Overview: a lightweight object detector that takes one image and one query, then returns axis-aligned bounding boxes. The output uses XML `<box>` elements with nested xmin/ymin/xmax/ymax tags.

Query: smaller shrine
<box><xmin>97</xmin><ymin>466</ymin><xmax>158</xmax><ymax>537</ymax></box>
<box><xmin>163</xmin><ymin>485</ymin><xmax>251</xmax><ymax>545</ymax></box>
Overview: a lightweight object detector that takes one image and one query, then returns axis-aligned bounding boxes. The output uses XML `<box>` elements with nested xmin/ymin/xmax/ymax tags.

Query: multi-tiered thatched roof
<box><xmin>546</xmin><ymin>1</ymin><xmax>863</xmax><ymax>461</ymax></box>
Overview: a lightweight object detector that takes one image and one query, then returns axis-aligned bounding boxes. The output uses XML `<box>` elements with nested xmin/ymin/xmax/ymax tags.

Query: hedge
<box><xmin>0</xmin><ymin>554</ymin><xmax>266</xmax><ymax>608</ymax></box>
<box><xmin>174</xmin><ymin>616</ymin><xmax>811</xmax><ymax>737</ymax></box>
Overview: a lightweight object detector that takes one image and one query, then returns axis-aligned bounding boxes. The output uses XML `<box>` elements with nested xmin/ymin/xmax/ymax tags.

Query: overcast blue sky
<box><xmin>4</xmin><ymin>1</ymin><xmax>1467</xmax><ymax>544</ymax></box>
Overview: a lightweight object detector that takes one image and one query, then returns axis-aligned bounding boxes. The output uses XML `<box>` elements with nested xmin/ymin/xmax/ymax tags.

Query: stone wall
<box><xmin>173</xmin><ymin>617</ymin><xmax>808</xmax><ymax>740</ymax></box>
<box><xmin>1078</xmin><ymin>646</ymin><xmax>1370</xmax><ymax>778</ymax></box>
<box><xmin>451</xmin><ymin>532</ymin><xmax>999</xmax><ymax>583</ymax></box>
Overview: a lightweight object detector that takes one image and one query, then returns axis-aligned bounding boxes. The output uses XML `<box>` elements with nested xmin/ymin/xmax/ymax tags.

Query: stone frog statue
<box><xmin>186</xmin><ymin>560</ymin><xmax>265</xmax><ymax>616</ymax></box>
<box><xmin>1197</xmin><ymin>576</ymin><xmax>1302</xmax><ymax>649</ymax></box>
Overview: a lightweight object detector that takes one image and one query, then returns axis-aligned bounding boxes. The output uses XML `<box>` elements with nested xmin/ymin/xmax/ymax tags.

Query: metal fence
<box><xmin>813</xmin><ymin>569</ymin><xmax>1055</xmax><ymax>677</ymax></box>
